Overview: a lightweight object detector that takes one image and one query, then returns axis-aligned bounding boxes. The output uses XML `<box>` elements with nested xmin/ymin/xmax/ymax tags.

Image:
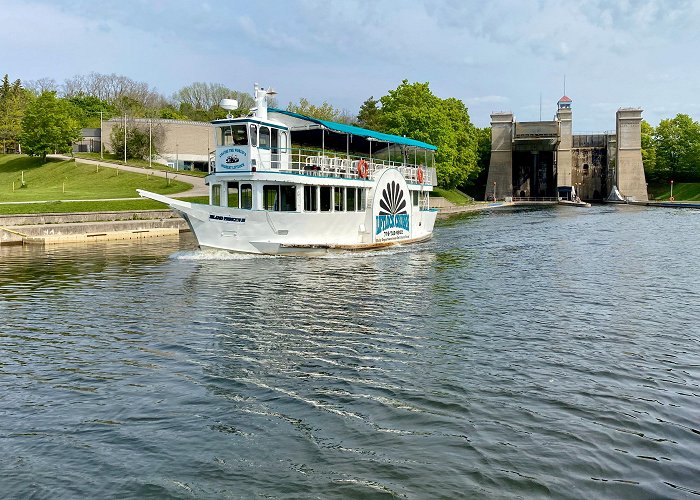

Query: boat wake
<box><xmin>169</xmin><ymin>249</ymin><xmax>279</xmax><ymax>261</ymax></box>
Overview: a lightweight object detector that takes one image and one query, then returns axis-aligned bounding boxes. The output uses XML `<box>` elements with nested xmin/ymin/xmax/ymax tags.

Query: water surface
<box><xmin>1</xmin><ymin>205</ymin><xmax>699</xmax><ymax>498</ymax></box>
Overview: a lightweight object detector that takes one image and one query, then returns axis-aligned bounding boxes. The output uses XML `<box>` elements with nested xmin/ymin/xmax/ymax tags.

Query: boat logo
<box><xmin>225</xmin><ymin>155</ymin><xmax>240</xmax><ymax>164</ymax></box>
<box><xmin>376</xmin><ymin>180</ymin><xmax>409</xmax><ymax>235</ymax></box>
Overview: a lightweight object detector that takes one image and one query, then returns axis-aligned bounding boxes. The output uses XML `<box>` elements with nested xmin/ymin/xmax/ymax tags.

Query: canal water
<box><xmin>1</xmin><ymin>205</ymin><xmax>699</xmax><ymax>498</ymax></box>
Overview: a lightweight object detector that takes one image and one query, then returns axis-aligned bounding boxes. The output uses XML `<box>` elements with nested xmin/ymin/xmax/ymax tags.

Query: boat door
<box><xmin>258</xmin><ymin>125</ymin><xmax>273</xmax><ymax>169</ymax></box>
<box><xmin>276</xmin><ymin>129</ymin><xmax>290</xmax><ymax>169</ymax></box>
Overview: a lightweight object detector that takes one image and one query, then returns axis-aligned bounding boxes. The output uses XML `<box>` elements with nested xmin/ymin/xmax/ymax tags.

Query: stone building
<box><xmin>485</xmin><ymin>97</ymin><xmax>647</xmax><ymax>202</ymax></box>
<box><xmin>101</xmin><ymin>118</ymin><xmax>214</xmax><ymax>171</ymax></box>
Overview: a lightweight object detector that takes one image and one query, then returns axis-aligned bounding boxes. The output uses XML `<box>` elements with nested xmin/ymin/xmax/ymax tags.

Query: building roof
<box><xmin>268</xmin><ymin>108</ymin><xmax>438</xmax><ymax>151</ymax></box>
<box><xmin>558</xmin><ymin>95</ymin><xmax>572</xmax><ymax>103</ymax></box>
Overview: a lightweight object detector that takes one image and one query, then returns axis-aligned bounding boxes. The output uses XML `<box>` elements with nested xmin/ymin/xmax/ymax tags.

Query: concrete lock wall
<box><xmin>616</xmin><ymin>109</ymin><xmax>648</xmax><ymax>202</ymax></box>
<box><xmin>485</xmin><ymin>112</ymin><xmax>514</xmax><ymax>199</ymax></box>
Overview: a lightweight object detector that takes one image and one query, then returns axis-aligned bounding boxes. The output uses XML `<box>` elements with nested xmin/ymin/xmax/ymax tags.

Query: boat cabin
<box><xmin>207</xmin><ymin>85</ymin><xmax>437</xmax><ymax>213</ymax></box>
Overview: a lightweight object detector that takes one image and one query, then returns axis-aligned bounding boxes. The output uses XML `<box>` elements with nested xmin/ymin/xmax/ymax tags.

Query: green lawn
<box><xmin>648</xmin><ymin>181</ymin><xmax>700</xmax><ymax>201</ymax></box>
<box><xmin>0</xmin><ymin>196</ymin><xmax>209</xmax><ymax>215</ymax></box>
<box><xmin>74</xmin><ymin>152</ymin><xmax>208</xmax><ymax>178</ymax></box>
<box><xmin>0</xmin><ymin>155</ymin><xmax>193</xmax><ymax>203</ymax></box>
<box><xmin>430</xmin><ymin>188</ymin><xmax>474</xmax><ymax>205</ymax></box>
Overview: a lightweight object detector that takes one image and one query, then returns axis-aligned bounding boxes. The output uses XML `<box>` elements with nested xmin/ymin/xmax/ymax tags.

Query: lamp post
<box><xmin>670</xmin><ymin>179</ymin><xmax>674</xmax><ymax>201</ymax></box>
<box><xmin>493</xmin><ymin>181</ymin><xmax>496</xmax><ymax>201</ymax></box>
<box><xmin>149</xmin><ymin>118</ymin><xmax>152</xmax><ymax>170</ymax></box>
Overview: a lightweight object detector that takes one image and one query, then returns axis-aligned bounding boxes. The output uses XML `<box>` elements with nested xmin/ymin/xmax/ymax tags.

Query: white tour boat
<box><xmin>138</xmin><ymin>84</ymin><xmax>438</xmax><ymax>255</ymax></box>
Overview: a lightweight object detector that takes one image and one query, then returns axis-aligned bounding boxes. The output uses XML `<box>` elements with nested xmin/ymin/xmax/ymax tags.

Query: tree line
<box><xmin>1</xmin><ymin>72</ymin><xmax>493</xmax><ymax>189</ymax></box>
<box><xmin>641</xmin><ymin>114</ymin><xmax>700</xmax><ymax>182</ymax></box>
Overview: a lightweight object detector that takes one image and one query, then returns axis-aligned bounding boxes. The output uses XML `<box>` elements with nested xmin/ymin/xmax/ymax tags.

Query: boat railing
<box><xmin>282</xmin><ymin>148</ymin><xmax>434</xmax><ymax>185</ymax></box>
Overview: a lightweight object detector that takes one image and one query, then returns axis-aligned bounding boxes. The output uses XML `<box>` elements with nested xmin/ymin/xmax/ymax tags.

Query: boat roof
<box><xmin>268</xmin><ymin>108</ymin><xmax>438</xmax><ymax>151</ymax></box>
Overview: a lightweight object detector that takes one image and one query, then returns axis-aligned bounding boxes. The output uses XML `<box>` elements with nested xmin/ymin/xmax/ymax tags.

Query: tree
<box><xmin>287</xmin><ymin>97</ymin><xmax>352</xmax><ymax>123</ymax></box>
<box><xmin>20</xmin><ymin>91</ymin><xmax>81</xmax><ymax>160</ymax></box>
<box><xmin>357</xmin><ymin>96</ymin><xmax>381</xmax><ymax>130</ymax></box>
<box><xmin>378</xmin><ymin>80</ymin><xmax>477</xmax><ymax>188</ymax></box>
<box><xmin>654</xmin><ymin>114</ymin><xmax>700</xmax><ymax>181</ymax></box>
<box><xmin>0</xmin><ymin>74</ymin><xmax>33</xmax><ymax>153</ymax></box>
<box><xmin>640</xmin><ymin>120</ymin><xmax>658</xmax><ymax>180</ymax></box>
<box><xmin>172</xmin><ymin>82</ymin><xmax>256</xmax><ymax>121</ymax></box>
<box><xmin>109</xmin><ymin>120</ymin><xmax>165</xmax><ymax>160</ymax></box>
<box><xmin>67</xmin><ymin>95</ymin><xmax>116</xmax><ymax>128</ymax></box>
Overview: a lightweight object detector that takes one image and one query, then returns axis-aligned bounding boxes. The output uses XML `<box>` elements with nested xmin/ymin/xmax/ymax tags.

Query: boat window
<box><xmin>212</xmin><ymin>184</ymin><xmax>221</xmax><ymax>206</ymax></box>
<box><xmin>263</xmin><ymin>185</ymin><xmax>279</xmax><ymax>211</ymax></box>
<box><xmin>320</xmin><ymin>186</ymin><xmax>332</xmax><ymax>212</ymax></box>
<box><xmin>346</xmin><ymin>187</ymin><xmax>356</xmax><ymax>211</ymax></box>
<box><xmin>219</xmin><ymin>125</ymin><xmax>247</xmax><ymax>146</ymax></box>
<box><xmin>228</xmin><ymin>181</ymin><xmax>239</xmax><ymax>208</ymax></box>
<box><xmin>413</xmin><ymin>191</ymin><xmax>419</xmax><ymax>206</ymax></box>
<box><xmin>259</xmin><ymin>126</ymin><xmax>270</xmax><ymax>149</ymax></box>
<box><xmin>358</xmin><ymin>188</ymin><xmax>366</xmax><ymax>211</ymax></box>
<box><xmin>280</xmin><ymin>131</ymin><xmax>288</xmax><ymax>152</ymax></box>
<box><xmin>280</xmin><ymin>185</ymin><xmax>296</xmax><ymax>211</ymax></box>
<box><xmin>240</xmin><ymin>184</ymin><xmax>252</xmax><ymax>209</ymax></box>
<box><xmin>304</xmin><ymin>186</ymin><xmax>317</xmax><ymax>212</ymax></box>
<box><xmin>334</xmin><ymin>187</ymin><xmax>345</xmax><ymax>212</ymax></box>
<box><xmin>250</xmin><ymin>124</ymin><xmax>258</xmax><ymax>147</ymax></box>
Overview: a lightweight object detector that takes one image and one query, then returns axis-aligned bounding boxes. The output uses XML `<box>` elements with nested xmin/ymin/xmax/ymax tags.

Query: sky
<box><xmin>1</xmin><ymin>0</ymin><xmax>699</xmax><ymax>131</ymax></box>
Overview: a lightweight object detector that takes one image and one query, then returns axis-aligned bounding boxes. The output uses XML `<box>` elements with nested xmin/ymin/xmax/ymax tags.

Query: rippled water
<box><xmin>1</xmin><ymin>205</ymin><xmax>699</xmax><ymax>498</ymax></box>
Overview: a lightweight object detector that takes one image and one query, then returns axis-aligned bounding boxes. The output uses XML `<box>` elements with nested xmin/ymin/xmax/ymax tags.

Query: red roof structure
<box><xmin>558</xmin><ymin>95</ymin><xmax>572</xmax><ymax>103</ymax></box>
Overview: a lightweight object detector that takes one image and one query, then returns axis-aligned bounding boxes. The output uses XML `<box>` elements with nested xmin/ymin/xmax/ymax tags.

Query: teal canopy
<box><xmin>268</xmin><ymin>108</ymin><xmax>437</xmax><ymax>151</ymax></box>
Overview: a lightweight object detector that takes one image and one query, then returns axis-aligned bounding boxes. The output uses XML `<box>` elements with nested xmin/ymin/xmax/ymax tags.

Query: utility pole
<box><xmin>123</xmin><ymin>114</ymin><xmax>127</xmax><ymax>164</ymax></box>
<box><xmin>99</xmin><ymin>111</ymin><xmax>103</xmax><ymax>159</ymax></box>
<box><xmin>149</xmin><ymin>118</ymin><xmax>152</xmax><ymax>169</ymax></box>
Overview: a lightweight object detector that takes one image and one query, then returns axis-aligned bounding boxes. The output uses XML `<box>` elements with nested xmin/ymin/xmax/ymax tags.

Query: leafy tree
<box><xmin>640</xmin><ymin>120</ymin><xmax>658</xmax><ymax>180</ymax></box>
<box><xmin>0</xmin><ymin>74</ymin><xmax>32</xmax><ymax>153</ymax></box>
<box><xmin>357</xmin><ymin>96</ymin><xmax>381</xmax><ymax>130</ymax></box>
<box><xmin>287</xmin><ymin>97</ymin><xmax>352</xmax><ymax>123</ymax></box>
<box><xmin>109</xmin><ymin>120</ymin><xmax>165</xmax><ymax>160</ymax></box>
<box><xmin>378</xmin><ymin>80</ymin><xmax>477</xmax><ymax>188</ymax></box>
<box><xmin>67</xmin><ymin>95</ymin><xmax>116</xmax><ymax>128</ymax></box>
<box><xmin>172</xmin><ymin>82</ymin><xmax>256</xmax><ymax>121</ymax></box>
<box><xmin>654</xmin><ymin>114</ymin><xmax>700</xmax><ymax>181</ymax></box>
<box><xmin>20</xmin><ymin>91</ymin><xmax>81</xmax><ymax>160</ymax></box>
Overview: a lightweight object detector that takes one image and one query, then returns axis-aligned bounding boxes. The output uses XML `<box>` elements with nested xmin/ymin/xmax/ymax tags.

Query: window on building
<box><xmin>240</xmin><ymin>184</ymin><xmax>252</xmax><ymax>209</ymax></box>
<box><xmin>212</xmin><ymin>184</ymin><xmax>221</xmax><ymax>206</ymax></box>
<box><xmin>304</xmin><ymin>186</ymin><xmax>318</xmax><ymax>212</ymax></box>
<box><xmin>250</xmin><ymin>124</ymin><xmax>258</xmax><ymax>147</ymax></box>
<box><xmin>227</xmin><ymin>182</ymin><xmax>239</xmax><ymax>208</ymax></box>
<box><xmin>334</xmin><ymin>187</ymin><xmax>345</xmax><ymax>211</ymax></box>
<box><xmin>346</xmin><ymin>187</ymin><xmax>356</xmax><ymax>211</ymax></box>
<box><xmin>320</xmin><ymin>186</ymin><xmax>332</xmax><ymax>212</ymax></box>
<box><xmin>413</xmin><ymin>191</ymin><xmax>419</xmax><ymax>206</ymax></box>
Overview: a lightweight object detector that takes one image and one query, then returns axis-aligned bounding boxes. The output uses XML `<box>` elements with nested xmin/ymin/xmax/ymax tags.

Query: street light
<box><xmin>670</xmin><ymin>179</ymin><xmax>674</xmax><ymax>201</ymax></box>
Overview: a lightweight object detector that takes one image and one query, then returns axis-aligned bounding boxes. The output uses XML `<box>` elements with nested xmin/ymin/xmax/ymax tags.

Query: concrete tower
<box><xmin>556</xmin><ymin>96</ymin><xmax>573</xmax><ymax>188</ymax></box>
<box><xmin>485</xmin><ymin>112</ymin><xmax>514</xmax><ymax>199</ymax></box>
<box><xmin>615</xmin><ymin>108</ymin><xmax>648</xmax><ymax>201</ymax></box>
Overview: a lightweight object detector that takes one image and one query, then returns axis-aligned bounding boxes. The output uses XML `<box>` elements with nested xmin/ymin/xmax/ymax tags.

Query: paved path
<box><xmin>48</xmin><ymin>154</ymin><xmax>209</xmax><ymax>197</ymax></box>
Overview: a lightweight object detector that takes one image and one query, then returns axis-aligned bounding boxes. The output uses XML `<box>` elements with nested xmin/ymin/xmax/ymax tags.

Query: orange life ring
<box><xmin>358</xmin><ymin>159</ymin><xmax>369</xmax><ymax>178</ymax></box>
<box><xmin>417</xmin><ymin>167</ymin><xmax>425</xmax><ymax>184</ymax></box>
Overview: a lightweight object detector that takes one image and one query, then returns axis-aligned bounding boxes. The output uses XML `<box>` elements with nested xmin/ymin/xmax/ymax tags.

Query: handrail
<box><xmin>218</xmin><ymin>146</ymin><xmax>435</xmax><ymax>185</ymax></box>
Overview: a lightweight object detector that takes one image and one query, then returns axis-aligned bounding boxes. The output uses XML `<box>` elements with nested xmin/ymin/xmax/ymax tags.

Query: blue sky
<box><xmin>1</xmin><ymin>0</ymin><xmax>698</xmax><ymax>131</ymax></box>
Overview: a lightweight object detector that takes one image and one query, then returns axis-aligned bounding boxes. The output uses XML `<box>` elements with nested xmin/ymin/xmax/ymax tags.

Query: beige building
<box><xmin>102</xmin><ymin>118</ymin><xmax>214</xmax><ymax>171</ymax></box>
<box><xmin>485</xmin><ymin>97</ymin><xmax>648</xmax><ymax>202</ymax></box>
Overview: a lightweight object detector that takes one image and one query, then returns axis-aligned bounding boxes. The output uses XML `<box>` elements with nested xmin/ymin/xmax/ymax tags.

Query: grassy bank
<box><xmin>431</xmin><ymin>188</ymin><xmax>474</xmax><ymax>205</ymax></box>
<box><xmin>648</xmin><ymin>181</ymin><xmax>700</xmax><ymax>201</ymax></box>
<box><xmin>74</xmin><ymin>152</ymin><xmax>208</xmax><ymax>178</ymax></box>
<box><xmin>0</xmin><ymin>155</ymin><xmax>192</xmax><ymax>203</ymax></box>
<box><xmin>0</xmin><ymin>196</ymin><xmax>208</xmax><ymax>215</ymax></box>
